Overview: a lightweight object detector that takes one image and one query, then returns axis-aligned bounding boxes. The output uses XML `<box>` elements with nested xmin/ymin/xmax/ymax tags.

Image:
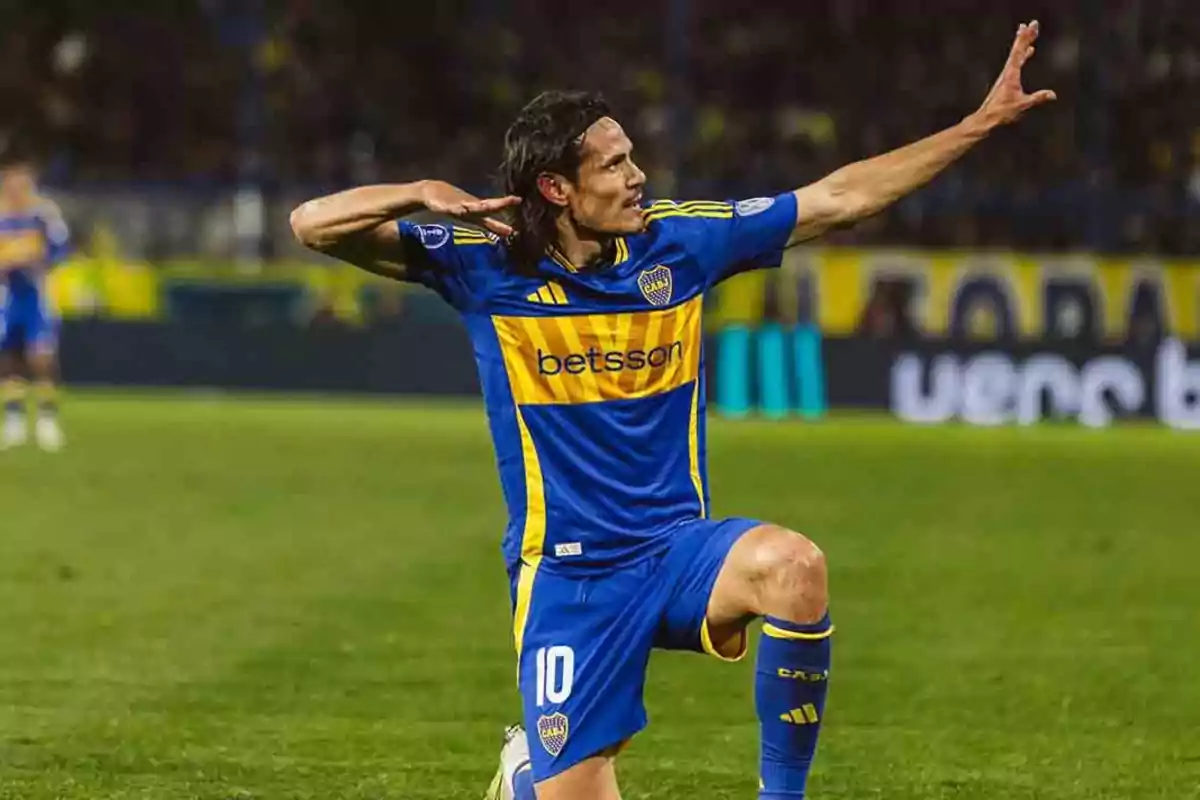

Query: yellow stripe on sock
<box><xmin>34</xmin><ymin>381</ymin><xmax>57</xmax><ymax>404</ymax></box>
<box><xmin>762</xmin><ymin>622</ymin><xmax>835</xmax><ymax>641</ymax></box>
<box><xmin>3</xmin><ymin>378</ymin><xmax>28</xmax><ymax>404</ymax></box>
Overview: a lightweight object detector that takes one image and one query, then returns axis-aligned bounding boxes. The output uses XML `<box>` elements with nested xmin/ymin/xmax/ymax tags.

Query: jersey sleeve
<box><xmin>645</xmin><ymin>192</ymin><xmax>797</xmax><ymax>288</ymax></box>
<box><xmin>395</xmin><ymin>220</ymin><xmax>498</xmax><ymax>311</ymax></box>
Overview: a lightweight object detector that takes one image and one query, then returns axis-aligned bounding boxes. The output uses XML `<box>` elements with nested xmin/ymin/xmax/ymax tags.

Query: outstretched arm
<box><xmin>289</xmin><ymin>180</ymin><xmax>518</xmax><ymax>281</ymax></box>
<box><xmin>788</xmin><ymin>20</ymin><xmax>1056</xmax><ymax>245</ymax></box>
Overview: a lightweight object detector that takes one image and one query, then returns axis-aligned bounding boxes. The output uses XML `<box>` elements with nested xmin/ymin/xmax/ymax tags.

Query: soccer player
<box><xmin>290</xmin><ymin>21</ymin><xmax>1054</xmax><ymax>799</ymax></box>
<box><xmin>0</xmin><ymin>156</ymin><xmax>70</xmax><ymax>451</ymax></box>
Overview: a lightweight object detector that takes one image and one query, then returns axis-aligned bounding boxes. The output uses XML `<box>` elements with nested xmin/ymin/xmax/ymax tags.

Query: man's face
<box><xmin>562</xmin><ymin>117</ymin><xmax>646</xmax><ymax>235</ymax></box>
<box><xmin>1</xmin><ymin>165</ymin><xmax>36</xmax><ymax>208</ymax></box>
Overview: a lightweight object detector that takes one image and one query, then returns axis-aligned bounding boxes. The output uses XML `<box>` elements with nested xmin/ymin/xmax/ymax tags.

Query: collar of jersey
<box><xmin>545</xmin><ymin>237</ymin><xmax>630</xmax><ymax>274</ymax></box>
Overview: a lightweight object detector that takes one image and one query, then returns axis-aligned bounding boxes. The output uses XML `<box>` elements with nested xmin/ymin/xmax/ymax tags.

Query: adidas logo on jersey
<box><xmin>526</xmin><ymin>282</ymin><xmax>569</xmax><ymax>305</ymax></box>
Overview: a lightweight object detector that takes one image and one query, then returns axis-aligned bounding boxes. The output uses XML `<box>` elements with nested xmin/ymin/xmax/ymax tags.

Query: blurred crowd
<box><xmin>3</xmin><ymin>0</ymin><xmax>1200</xmax><ymax>253</ymax></box>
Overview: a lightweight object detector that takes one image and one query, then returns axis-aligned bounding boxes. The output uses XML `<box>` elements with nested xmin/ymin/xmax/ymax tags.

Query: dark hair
<box><xmin>499</xmin><ymin>90</ymin><xmax>612</xmax><ymax>271</ymax></box>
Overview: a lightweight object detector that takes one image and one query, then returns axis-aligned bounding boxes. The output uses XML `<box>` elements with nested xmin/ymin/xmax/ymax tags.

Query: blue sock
<box><xmin>512</xmin><ymin>761</ymin><xmax>536</xmax><ymax>800</ymax></box>
<box><xmin>3</xmin><ymin>378</ymin><xmax>25</xmax><ymax>419</ymax></box>
<box><xmin>756</xmin><ymin>613</ymin><xmax>833</xmax><ymax>799</ymax></box>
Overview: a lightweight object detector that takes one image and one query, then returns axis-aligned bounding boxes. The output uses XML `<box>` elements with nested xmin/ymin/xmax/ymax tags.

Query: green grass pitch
<box><xmin>0</xmin><ymin>393</ymin><xmax>1197</xmax><ymax>799</ymax></box>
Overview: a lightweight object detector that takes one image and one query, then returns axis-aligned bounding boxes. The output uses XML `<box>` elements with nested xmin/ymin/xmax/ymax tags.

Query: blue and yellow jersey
<box><xmin>397</xmin><ymin>193</ymin><xmax>797</xmax><ymax>574</ymax></box>
<box><xmin>0</xmin><ymin>200</ymin><xmax>70</xmax><ymax>304</ymax></box>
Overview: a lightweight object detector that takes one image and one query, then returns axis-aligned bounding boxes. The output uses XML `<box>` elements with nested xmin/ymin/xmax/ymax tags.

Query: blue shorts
<box><xmin>0</xmin><ymin>297</ymin><xmax>57</xmax><ymax>353</ymax></box>
<box><xmin>511</xmin><ymin>516</ymin><xmax>761</xmax><ymax>782</ymax></box>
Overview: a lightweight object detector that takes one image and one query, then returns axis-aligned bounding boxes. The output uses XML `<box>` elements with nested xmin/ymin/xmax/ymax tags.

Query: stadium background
<box><xmin>2</xmin><ymin>2</ymin><xmax>1198</xmax><ymax>799</ymax></box>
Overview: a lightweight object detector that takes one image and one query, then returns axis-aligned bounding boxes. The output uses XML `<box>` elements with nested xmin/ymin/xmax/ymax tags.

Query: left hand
<box><xmin>970</xmin><ymin>20</ymin><xmax>1057</xmax><ymax>131</ymax></box>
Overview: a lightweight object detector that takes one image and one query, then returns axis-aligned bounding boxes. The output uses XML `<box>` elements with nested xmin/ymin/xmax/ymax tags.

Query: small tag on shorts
<box><xmin>554</xmin><ymin>542</ymin><xmax>583</xmax><ymax>557</ymax></box>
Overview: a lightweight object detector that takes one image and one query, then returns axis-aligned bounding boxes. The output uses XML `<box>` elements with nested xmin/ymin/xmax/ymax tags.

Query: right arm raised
<box><xmin>289</xmin><ymin>181</ymin><xmax>518</xmax><ymax>282</ymax></box>
<box><xmin>289</xmin><ymin>181</ymin><xmax>428</xmax><ymax>281</ymax></box>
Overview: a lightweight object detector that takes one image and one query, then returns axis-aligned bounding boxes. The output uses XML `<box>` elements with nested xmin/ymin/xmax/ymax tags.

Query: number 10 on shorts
<box><xmin>535</xmin><ymin>645</ymin><xmax>575</xmax><ymax>707</ymax></box>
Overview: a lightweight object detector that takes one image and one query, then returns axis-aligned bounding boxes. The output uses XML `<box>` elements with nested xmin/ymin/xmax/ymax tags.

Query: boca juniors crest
<box><xmin>638</xmin><ymin>265</ymin><xmax>673</xmax><ymax>306</ymax></box>
<box><xmin>537</xmin><ymin>712</ymin><xmax>569</xmax><ymax>757</ymax></box>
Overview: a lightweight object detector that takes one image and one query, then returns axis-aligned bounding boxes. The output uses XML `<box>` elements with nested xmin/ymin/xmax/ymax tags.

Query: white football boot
<box><xmin>1</xmin><ymin>413</ymin><xmax>26</xmax><ymax>449</ymax></box>
<box><xmin>483</xmin><ymin>724</ymin><xmax>532</xmax><ymax>800</ymax></box>
<box><xmin>35</xmin><ymin>415</ymin><xmax>63</xmax><ymax>452</ymax></box>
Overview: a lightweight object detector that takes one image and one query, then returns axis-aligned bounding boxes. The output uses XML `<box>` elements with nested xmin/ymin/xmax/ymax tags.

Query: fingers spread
<box><xmin>1008</xmin><ymin>23</ymin><xmax>1027</xmax><ymax>60</ymax></box>
<box><xmin>1009</xmin><ymin>19</ymin><xmax>1040</xmax><ymax>63</ymax></box>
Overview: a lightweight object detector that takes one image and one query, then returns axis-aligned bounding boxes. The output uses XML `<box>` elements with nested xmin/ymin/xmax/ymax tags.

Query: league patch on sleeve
<box><xmin>414</xmin><ymin>224</ymin><xmax>450</xmax><ymax>249</ymax></box>
<box><xmin>734</xmin><ymin>197</ymin><xmax>775</xmax><ymax>217</ymax></box>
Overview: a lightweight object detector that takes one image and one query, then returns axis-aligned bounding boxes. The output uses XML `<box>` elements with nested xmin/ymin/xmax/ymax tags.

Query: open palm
<box><xmin>974</xmin><ymin>20</ymin><xmax>1057</xmax><ymax>129</ymax></box>
<box><xmin>419</xmin><ymin>180</ymin><xmax>521</xmax><ymax>238</ymax></box>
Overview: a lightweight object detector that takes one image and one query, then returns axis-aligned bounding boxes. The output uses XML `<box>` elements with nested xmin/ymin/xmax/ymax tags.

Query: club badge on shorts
<box><xmin>537</xmin><ymin>712</ymin><xmax>569</xmax><ymax>757</ymax></box>
<box><xmin>637</xmin><ymin>265</ymin><xmax>672</xmax><ymax>307</ymax></box>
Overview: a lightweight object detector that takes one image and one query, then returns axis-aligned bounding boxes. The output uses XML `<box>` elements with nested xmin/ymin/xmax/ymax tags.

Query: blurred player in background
<box><xmin>0</xmin><ymin>155</ymin><xmax>70</xmax><ymax>451</ymax></box>
<box><xmin>291</xmin><ymin>21</ymin><xmax>1053</xmax><ymax>800</ymax></box>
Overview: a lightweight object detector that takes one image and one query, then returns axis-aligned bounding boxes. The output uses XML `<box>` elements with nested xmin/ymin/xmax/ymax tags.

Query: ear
<box><xmin>536</xmin><ymin>173</ymin><xmax>570</xmax><ymax>208</ymax></box>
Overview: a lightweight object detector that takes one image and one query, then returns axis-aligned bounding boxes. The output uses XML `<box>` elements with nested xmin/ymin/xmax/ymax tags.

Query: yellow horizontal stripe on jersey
<box><xmin>554</xmin><ymin>315</ymin><xmax>604</xmax><ymax>399</ymax></box>
<box><xmin>491</xmin><ymin>295</ymin><xmax>703</xmax><ymax>405</ymax></box>
<box><xmin>630</xmin><ymin>309</ymin><xmax>666</xmax><ymax>395</ymax></box>
<box><xmin>0</xmin><ymin>230</ymin><xmax>46</xmax><ymax>265</ymax></box>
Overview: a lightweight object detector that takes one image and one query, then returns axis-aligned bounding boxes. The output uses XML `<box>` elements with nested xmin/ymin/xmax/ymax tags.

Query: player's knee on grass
<box><xmin>746</xmin><ymin>525</ymin><xmax>828</xmax><ymax>624</ymax></box>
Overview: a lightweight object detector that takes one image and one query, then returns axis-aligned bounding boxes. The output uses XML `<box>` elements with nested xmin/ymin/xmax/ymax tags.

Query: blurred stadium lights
<box><xmin>0</xmin><ymin>1</ymin><xmax>1191</xmax><ymax>258</ymax></box>
<box><xmin>0</xmin><ymin>0</ymin><xmax>1192</xmax><ymax>425</ymax></box>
